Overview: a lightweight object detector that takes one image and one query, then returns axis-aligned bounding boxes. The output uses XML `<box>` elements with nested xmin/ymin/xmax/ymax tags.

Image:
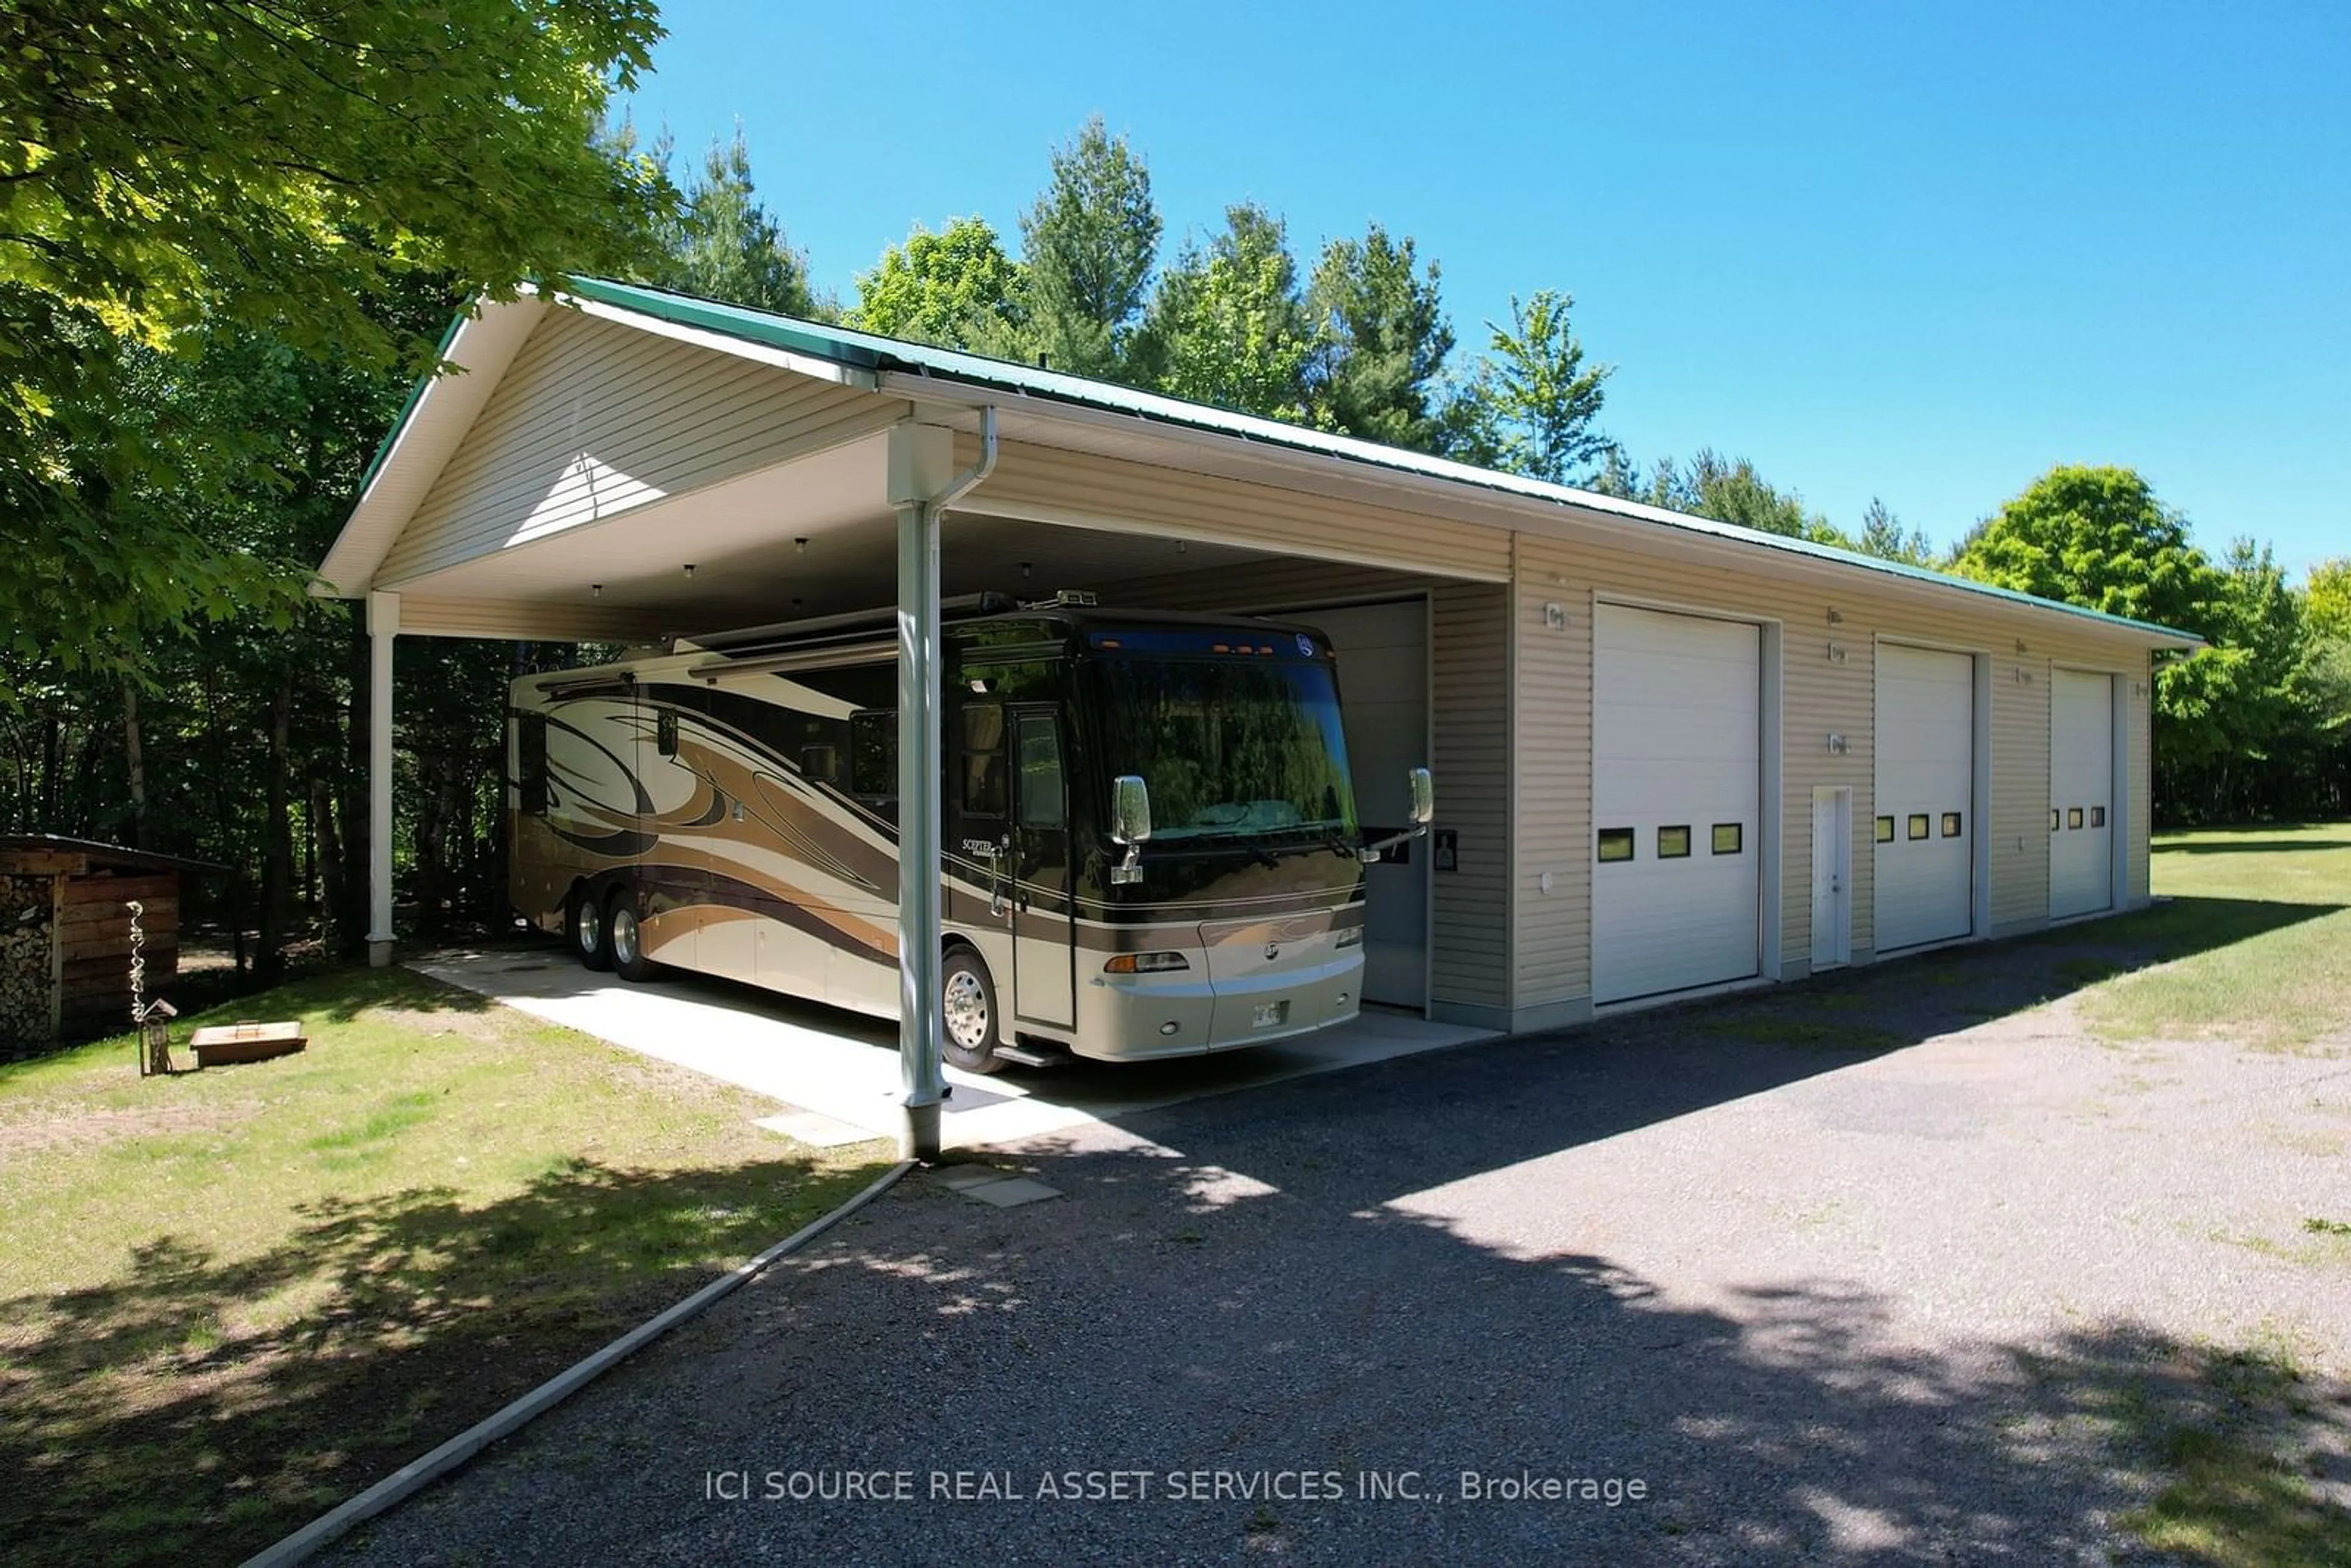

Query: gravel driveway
<box><xmin>328</xmin><ymin>936</ymin><xmax>2351</xmax><ymax>1566</ymax></box>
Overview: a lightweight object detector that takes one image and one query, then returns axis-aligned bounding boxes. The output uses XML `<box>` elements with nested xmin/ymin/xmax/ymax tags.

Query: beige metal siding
<box><xmin>965</xmin><ymin>438</ymin><xmax>1514</xmax><ymax>583</ymax></box>
<box><xmin>1430</xmin><ymin>583</ymin><xmax>1512</xmax><ymax>1013</ymax></box>
<box><xmin>1989</xmin><ymin>655</ymin><xmax>2051</xmax><ymax>934</ymax></box>
<box><xmin>381</xmin><ymin>309</ymin><xmax>901</xmax><ymax>585</ymax></box>
<box><xmin>2129</xmin><ymin>651</ymin><xmax>2153</xmax><ymax>902</ymax></box>
<box><xmin>1512</xmin><ymin>547</ymin><xmax>1589</xmax><ymax>1005</ymax></box>
<box><xmin>1509</xmin><ymin>525</ymin><xmax>2156</xmax><ymax>994</ymax></box>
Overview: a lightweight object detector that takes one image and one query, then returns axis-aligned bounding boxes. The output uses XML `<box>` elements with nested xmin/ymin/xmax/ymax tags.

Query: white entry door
<box><xmin>1873</xmin><ymin>643</ymin><xmax>1976</xmax><ymax>953</ymax></box>
<box><xmin>1592</xmin><ymin>604</ymin><xmax>1761</xmax><ymax>1005</ymax></box>
<box><xmin>2050</xmin><ymin>669</ymin><xmax>2116</xmax><ymax>918</ymax></box>
<box><xmin>1302</xmin><ymin>600</ymin><xmax>1429</xmax><ymax>1008</ymax></box>
<box><xmin>1810</xmin><ymin>786</ymin><xmax>1852</xmax><ymax>971</ymax></box>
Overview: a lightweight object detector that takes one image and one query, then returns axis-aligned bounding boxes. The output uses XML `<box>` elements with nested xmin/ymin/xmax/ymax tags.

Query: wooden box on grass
<box><xmin>189</xmin><ymin>1021</ymin><xmax>307</xmax><ymax>1068</ymax></box>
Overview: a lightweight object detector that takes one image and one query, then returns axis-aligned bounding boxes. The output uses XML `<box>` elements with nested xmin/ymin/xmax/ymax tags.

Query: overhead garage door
<box><xmin>1302</xmin><ymin>600</ymin><xmax>1429</xmax><ymax>1009</ymax></box>
<box><xmin>1592</xmin><ymin>604</ymin><xmax>1761</xmax><ymax>1005</ymax></box>
<box><xmin>1873</xmin><ymin>643</ymin><xmax>1974</xmax><ymax>953</ymax></box>
<box><xmin>2050</xmin><ymin>669</ymin><xmax>2115</xmax><ymax>919</ymax></box>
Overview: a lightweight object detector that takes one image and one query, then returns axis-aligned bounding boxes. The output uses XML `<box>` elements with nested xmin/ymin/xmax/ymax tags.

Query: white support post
<box><xmin>893</xmin><ymin>498</ymin><xmax>945</xmax><ymax>1159</ymax></box>
<box><xmin>366</xmin><ymin>590</ymin><xmax>399</xmax><ymax>968</ymax></box>
<box><xmin>887</xmin><ymin>417</ymin><xmax>993</xmax><ymax>1163</ymax></box>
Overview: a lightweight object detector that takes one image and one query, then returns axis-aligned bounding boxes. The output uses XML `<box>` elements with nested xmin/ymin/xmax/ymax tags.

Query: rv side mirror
<box><xmin>1110</xmin><ymin>775</ymin><xmax>1153</xmax><ymax>844</ymax></box>
<box><xmin>1408</xmin><ymin>766</ymin><xmax>1434</xmax><ymax>827</ymax></box>
<box><xmin>1109</xmin><ymin>775</ymin><xmax>1151</xmax><ymax>885</ymax></box>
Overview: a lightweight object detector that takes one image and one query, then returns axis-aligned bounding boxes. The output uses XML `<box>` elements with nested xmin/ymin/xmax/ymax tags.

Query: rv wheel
<box><xmin>569</xmin><ymin>887</ymin><xmax>613</xmax><ymax>972</ymax></box>
<box><xmin>608</xmin><ymin>890</ymin><xmax>659</xmax><ymax>982</ymax></box>
<box><xmin>940</xmin><ymin>948</ymin><xmax>1007</xmax><ymax>1075</ymax></box>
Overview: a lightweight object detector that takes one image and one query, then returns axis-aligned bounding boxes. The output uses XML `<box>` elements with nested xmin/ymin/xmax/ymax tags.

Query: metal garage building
<box><xmin>318</xmin><ymin>279</ymin><xmax>2197</xmax><ymax>1152</ymax></box>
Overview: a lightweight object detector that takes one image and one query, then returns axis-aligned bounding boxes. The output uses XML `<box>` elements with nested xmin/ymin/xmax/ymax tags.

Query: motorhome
<box><xmin>508</xmin><ymin>595</ymin><xmax>1431</xmax><ymax>1072</ymax></box>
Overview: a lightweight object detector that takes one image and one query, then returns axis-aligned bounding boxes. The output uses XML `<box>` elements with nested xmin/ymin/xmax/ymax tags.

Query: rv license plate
<box><xmin>1251</xmin><ymin>1001</ymin><xmax>1289</xmax><ymax>1029</ymax></box>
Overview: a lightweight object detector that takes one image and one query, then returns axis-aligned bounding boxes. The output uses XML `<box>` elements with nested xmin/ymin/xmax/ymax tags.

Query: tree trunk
<box><xmin>314</xmin><ymin>774</ymin><xmax>345</xmax><ymax>948</ymax></box>
<box><xmin>122</xmin><ymin>681</ymin><xmax>146</xmax><ymax>847</ymax></box>
<box><xmin>255</xmin><ymin>670</ymin><xmax>294</xmax><ymax>985</ymax></box>
<box><xmin>334</xmin><ymin>609</ymin><xmax>371</xmax><ymax>959</ymax></box>
<box><xmin>40</xmin><ymin>712</ymin><xmax>59</xmax><ymax>827</ymax></box>
<box><xmin>413</xmin><ymin>764</ymin><xmax>446</xmax><ymax>939</ymax></box>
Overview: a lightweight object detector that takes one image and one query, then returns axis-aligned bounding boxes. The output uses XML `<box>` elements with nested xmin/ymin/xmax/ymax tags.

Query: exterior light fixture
<box><xmin>795</xmin><ymin>537</ymin><xmax>809</xmax><ymax>554</ymax></box>
<box><xmin>591</xmin><ymin>583</ymin><xmax>603</xmax><ymax>599</ymax></box>
<box><xmin>683</xmin><ymin>563</ymin><xmax>696</xmax><ymax>579</ymax></box>
<box><xmin>1543</xmin><ymin>601</ymin><xmax>1567</xmax><ymax>631</ymax></box>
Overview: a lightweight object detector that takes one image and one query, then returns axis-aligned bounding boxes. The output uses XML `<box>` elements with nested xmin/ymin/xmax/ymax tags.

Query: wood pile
<box><xmin>0</xmin><ymin>872</ymin><xmax>54</xmax><ymax>1053</ymax></box>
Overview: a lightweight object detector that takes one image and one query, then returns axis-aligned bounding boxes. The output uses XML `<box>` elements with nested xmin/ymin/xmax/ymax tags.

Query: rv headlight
<box><xmin>1104</xmin><ymin>951</ymin><xmax>1190</xmax><ymax>974</ymax></box>
<box><xmin>1335</xmin><ymin>926</ymin><xmax>1364</xmax><ymax>948</ymax></box>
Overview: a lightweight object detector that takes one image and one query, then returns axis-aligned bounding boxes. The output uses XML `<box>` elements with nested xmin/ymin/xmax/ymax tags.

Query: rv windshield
<box><xmin>1091</xmin><ymin>658</ymin><xmax>1358</xmax><ymax>841</ymax></box>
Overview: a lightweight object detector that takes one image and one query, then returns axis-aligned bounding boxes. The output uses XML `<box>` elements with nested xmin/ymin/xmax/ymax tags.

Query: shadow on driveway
<box><xmin>310</xmin><ymin>895</ymin><xmax>2350</xmax><ymax>1566</ymax></box>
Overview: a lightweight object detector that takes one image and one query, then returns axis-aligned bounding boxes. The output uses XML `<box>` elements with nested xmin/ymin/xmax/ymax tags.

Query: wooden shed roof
<box><xmin>0</xmin><ymin>836</ymin><xmax>225</xmax><ymax>876</ymax></box>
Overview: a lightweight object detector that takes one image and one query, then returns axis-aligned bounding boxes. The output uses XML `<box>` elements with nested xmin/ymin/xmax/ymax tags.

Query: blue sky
<box><xmin>620</xmin><ymin>1</ymin><xmax>2349</xmax><ymax>576</ymax></box>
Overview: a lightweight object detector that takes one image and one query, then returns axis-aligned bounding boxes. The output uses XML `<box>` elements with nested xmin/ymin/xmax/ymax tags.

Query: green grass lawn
<box><xmin>0</xmin><ymin>967</ymin><xmax>891</xmax><ymax>1568</ymax></box>
<box><xmin>2070</xmin><ymin>822</ymin><xmax>2351</xmax><ymax>1050</ymax></box>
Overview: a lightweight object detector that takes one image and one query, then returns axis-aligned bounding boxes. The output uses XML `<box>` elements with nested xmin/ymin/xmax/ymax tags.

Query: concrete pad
<box><xmin>413</xmin><ymin>946</ymin><xmax>1499</xmax><ymax>1152</ymax></box>
<box><xmin>936</xmin><ymin>1164</ymin><xmax>1022</xmax><ymax>1191</ymax></box>
<box><xmin>959</xmin><ymin>1176</ymin><xmax>1063</xmax><ymax>1208</ymax></box>
<box><xmin>752</xmin><ymin>1111</ymin><xmax>883</xmax><ymax>1150</ymax></box>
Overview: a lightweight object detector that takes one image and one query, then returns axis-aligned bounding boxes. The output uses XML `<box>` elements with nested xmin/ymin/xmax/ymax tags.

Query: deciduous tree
<box><xmin>1442</xmin><ymin>291</ymin><xmax>1616</xmax><ymax>485</ymax></box>
<box><xmin>1949</xmin><ymin>467</ymin><xmax>2222</xmax><ymax>632</ymax></box>
<box><xmin>1136</xmin><ymin>204</ymin><xmax>1312</xmax><ymax>420</ymax></box>
<box><xmin>850</xmin><ymin>217</ymin><xmax>1030</xmax><ymax>356</ymax></box>
<box><xmin>1</xmin><ymin>0</ymin><xmax>669</xmax><ymax>676</ymax></box>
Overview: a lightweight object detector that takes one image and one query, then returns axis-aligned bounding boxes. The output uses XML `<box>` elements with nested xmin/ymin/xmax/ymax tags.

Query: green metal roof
<box><xmin>551</xmin><ymin>276</ymin><xmax>2199</xmax><ymax>645</ymax></box>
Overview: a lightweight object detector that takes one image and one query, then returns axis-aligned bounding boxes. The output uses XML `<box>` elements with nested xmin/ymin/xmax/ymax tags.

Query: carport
<box><xmin>320</xmin><ymin>279</ymin><xmax>2194</xmax><ymax>1160</ymax></box>
<box><xmin>317</xmin><ymin>279</ymin><xmax>1516</xmax><ymax>1157</ymax></box>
